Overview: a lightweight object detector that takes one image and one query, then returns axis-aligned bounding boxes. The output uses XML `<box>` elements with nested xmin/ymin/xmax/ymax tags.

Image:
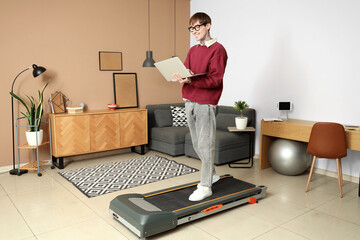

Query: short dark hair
<box><xmin>189</xmin><ymin>12</ymin><xmax>211</xmax><ymax>26</ymax></box>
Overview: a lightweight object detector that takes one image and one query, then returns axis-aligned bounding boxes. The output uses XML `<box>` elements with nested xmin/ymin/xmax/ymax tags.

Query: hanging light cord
<box><xmin>148</xmin><ymin>0</ymin><xmax>151</xmax><ymax>51</ymax></box>
<box><xmin>174</xmin><ymin>0</ymin><xmax>176</xmax><ymax>56</ymax></box>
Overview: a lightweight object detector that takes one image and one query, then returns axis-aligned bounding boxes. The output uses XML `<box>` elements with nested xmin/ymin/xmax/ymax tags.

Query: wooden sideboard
<box><xmin>49</xmin><ymin>108</ymin><xmax>147</xmax><ymax>168</ymax></box>
<box><xmin>260</xmin><ymin>119</ymin><xmax>360</xmax><ymax>170</ymax></box>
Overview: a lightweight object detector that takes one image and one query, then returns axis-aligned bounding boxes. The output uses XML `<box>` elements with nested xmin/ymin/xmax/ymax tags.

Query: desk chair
<box><xmin>305</xmin><ymin>122</ymin><xmax>347</xmax><ymax>198</ymax></box>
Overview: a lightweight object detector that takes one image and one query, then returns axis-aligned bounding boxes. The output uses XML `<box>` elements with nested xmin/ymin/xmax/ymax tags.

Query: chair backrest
<box><xmin>307</xmin><ymin>122</ymin><xmax>347</xmax><ymax>158</ymax></box>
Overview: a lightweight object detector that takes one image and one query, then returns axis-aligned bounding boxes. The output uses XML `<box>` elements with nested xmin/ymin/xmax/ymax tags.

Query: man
<box><xmin>172</xmin><ymin>12</ymin><xmax>228</xmax><ymax>201</ymax></box>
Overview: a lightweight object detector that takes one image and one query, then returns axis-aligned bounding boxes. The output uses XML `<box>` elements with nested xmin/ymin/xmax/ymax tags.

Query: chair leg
<box><xmin>336</xmin><ymin>158</ymin><xmax>343</xmax><ymax>198</ymax></box>
<box><xmin>339</xmin><ymin>158</ymin><xmax>343</xmax><ymax>186</ymax></box>
<box><xmin>306</xmin><ymin>155</ymin><xmax>317</xmax><ymax>192</ymax></box>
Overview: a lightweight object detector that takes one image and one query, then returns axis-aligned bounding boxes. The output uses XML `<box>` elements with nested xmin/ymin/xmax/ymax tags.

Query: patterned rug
<box><xmin>59</xmin><ymin>155</ymin><xmax>198</xmax><ymax>198</ymax></box>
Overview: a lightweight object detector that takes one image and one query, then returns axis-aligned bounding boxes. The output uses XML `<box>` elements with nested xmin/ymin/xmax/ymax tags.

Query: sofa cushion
<box><xmin>154</xmin><ymin>109</ymin><xmax>172</xmax><ymax>127</ymax></box>
<box><xmin>215</xmin><ymin>131</ymin><xmax>250</xmax><ymax>151</ymax></box>
<box><xmin>151</xmin><ymin>127</ymin><xmax>189</xmax><ymax>144</ymax></box>
<box><xmin>185</xmin><ymin>130</ymin><xmax>249</xmax><ymax>152</ymax></box>
<box><xmin>171</xmin><ymin>106</ymin><xmax>188</xmax><ymax>127</ymax></box>
<box><xmin>216</xmin><ymin>113</ymin><xmax>240</xmax><ymax>131</ymax></box>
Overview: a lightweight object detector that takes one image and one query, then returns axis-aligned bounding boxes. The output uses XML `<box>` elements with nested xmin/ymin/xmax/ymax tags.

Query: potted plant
<box><xmin>234</xmin><ymin>100</ymin><xmax>249</xmax><ymax>129</ymax></box>
<box><xmin>10</xmin><ymin>82</ymin><xmax>49</xmax><ymax>146</ymax></box>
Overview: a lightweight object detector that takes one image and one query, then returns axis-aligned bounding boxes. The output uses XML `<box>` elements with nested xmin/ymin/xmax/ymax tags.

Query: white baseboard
<box><xmin>0</xmin><ymin>163</ymin><xmax>27</xmax><ymax>174</ymax></box>
<box><xmin>0</xmin><ymin>149</ymin><xmax>133</xmax><ymax>174</ymax></box>
<box><xmin>253</xmin><ymin>154</ymin><xmax>359</xmax><ymax>184</ymax></box>
<box><xmin>314</xmin><ymin>168</ymin><xmax>359</xmax><ymax>184</ymax></box>
<box><xmin>0</xmin><ymin>160</ymin><xmax>52</xmax><ymax>174</ymax></box>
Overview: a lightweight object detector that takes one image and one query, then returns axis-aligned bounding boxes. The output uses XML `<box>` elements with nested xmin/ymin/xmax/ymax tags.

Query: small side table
<box><xmin>15</xmin><ymin>116</ymin><xmax>54</xmax><ymax>176</ymax></box>
<box><xmin>227</xmin><ymin>127</ymin><xmax>256</xmax><ymax>168</ymax></box>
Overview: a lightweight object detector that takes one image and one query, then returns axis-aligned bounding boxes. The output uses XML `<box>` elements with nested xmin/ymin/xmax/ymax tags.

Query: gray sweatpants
<box><xmin>185</xmin><ymin>101</ymin><xmax>216</xmax><ymax>188</ymax></box>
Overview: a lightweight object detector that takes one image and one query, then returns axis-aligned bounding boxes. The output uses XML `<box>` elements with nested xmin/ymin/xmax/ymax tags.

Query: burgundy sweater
<box><xmin>183</xmin><ymin>41</ymin><xmax>228</xmax><ymax>105</ymax></box>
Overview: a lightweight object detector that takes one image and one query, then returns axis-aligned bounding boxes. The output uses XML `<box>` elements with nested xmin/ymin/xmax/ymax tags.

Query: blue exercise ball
<box><xmin>269</xmin><ymin>139</ymin><xmax>312</xmax><ymax>176</ymax></box>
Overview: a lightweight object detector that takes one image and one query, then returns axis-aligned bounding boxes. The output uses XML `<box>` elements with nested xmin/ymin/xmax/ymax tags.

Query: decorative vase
<box><xmin>235</xmin><ymin>117</ymin><xmax>248</xmax><ymax>129</ymax></box>
<box><xmin>25</xmin><ymin>129</ymin><xmax>43</xmax><ymax>146</ymax></box>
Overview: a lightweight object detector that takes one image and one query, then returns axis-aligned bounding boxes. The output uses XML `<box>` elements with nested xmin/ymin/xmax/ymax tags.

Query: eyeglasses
<box><xmin>188</xmin><ymin>23</ymin><xmax>206</xmax><ymax>32</ymax></box>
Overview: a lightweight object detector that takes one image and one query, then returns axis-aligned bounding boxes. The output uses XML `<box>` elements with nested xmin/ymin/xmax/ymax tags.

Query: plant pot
<box><xmin>235</xmin><ymin>117</ymin><xmax>248</xmax><ymax>129</ymax></box>
<box><xmin>25</xmin><ymin>129</ymin><xmax>43</xmax><ymax>146</ymax></box>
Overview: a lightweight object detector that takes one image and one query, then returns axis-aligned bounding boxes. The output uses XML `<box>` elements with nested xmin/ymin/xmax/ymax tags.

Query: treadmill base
<box><xmin>109</xmin><ymin>175</ymin><xmax>267</xmax><ymax>239</ymax></box>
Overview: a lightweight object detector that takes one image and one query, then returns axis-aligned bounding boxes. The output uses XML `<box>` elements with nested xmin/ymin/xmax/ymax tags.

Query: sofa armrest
<box><xmin>242</xmin><ymin>108</ymin><xmax>256</xmax><ymax>128</ymax></box>
<box><xmin>146</xmin><ymin>103</ymin><xmax>185</xmax><ymax>140</ymax></box>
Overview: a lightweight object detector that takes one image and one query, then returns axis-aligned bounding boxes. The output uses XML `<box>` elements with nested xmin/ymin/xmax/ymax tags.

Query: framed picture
<box><xmin>99</xmin><ymin>51</ymin><xmax>123</xmax><ymax>71</ymax></box>
<box><xmin>113</xmin><ymin>73</ymin><xmax>138</xmax><ymax>108</ymax></box>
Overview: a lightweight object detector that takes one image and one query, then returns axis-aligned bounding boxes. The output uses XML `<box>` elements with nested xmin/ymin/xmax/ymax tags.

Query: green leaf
<box><xmin>10</xmin><ymin>82</ymin><xmax>49</xmax><ymax>132</ymax></box>
<box><xmin>234</xmin><ymin>100</ymin><xmax>249</xmax><ymax>111</ymax></box>
<box><xmin>10</xmin><ymin>92</ymin><xmax>30</xmax><ymax>114</ymax></box>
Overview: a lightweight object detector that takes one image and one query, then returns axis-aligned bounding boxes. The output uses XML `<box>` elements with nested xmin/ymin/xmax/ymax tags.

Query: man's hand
<box><xmin>171</xmin><ymin>70</ymin><xmax>193</xmax><ymax>84</ymax></box>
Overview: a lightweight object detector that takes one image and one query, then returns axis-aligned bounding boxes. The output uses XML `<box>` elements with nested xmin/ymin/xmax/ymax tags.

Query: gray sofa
<box><xmin>146</xmin><ymin>103</ymin><xmax>256</xmax><ymax>165</ymax></box>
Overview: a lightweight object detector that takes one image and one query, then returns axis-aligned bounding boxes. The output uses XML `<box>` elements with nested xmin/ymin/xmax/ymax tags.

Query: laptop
<box><xmin>154</xmin><ymin>57</ymin><xmax>207</xmax><ymax>82</ymax></box>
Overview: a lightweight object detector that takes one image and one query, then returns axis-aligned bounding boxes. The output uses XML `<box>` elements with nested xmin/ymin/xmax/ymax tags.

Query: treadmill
<box><xmin>109</xmin><ymin>175</ymin><xmax>267</xmax><ymax>239</ymax></box>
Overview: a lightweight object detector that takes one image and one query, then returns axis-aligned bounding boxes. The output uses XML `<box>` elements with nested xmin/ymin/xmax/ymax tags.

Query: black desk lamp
<box><xmin>9</xmin><ymin>64</ymin><xmax>46</xmax><ymax>175</ymax></box>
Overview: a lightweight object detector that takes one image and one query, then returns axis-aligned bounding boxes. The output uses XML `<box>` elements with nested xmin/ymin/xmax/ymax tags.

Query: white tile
<box><xmin>9</xmin><ymin>185</ymin><xmax>77</xmax><ymax>213</ymax></box>
<box><xmin>254</xmin><ymin>227</ymin><xmax>307</xmax><ymax>240</ymax></box>
<box><xmin>282</xmin><ymin>210</ymin><xmax>360</xmax><ymax>240</ymax></box>
<box><xmin>152</xmin><ymin>224</ymin><xmax>218</xmax><ymax>240</ymax></box>
<box><xmin>51</xmin><ymin>173</ymin><xmax>91</xmax><ymax>200</ymax></box>
<box><xmin>36</xmin><ymin>217</ymin><xmax>128</xmax><ymax>240</ymax></box>
<box><xmin>347</xmin><ymin>186</ymin><xmax>360</xmax><ymax>198</ymax></box>
<box><xmin>240</xmin><ymin>168</ymin><xmax>301</xmax><ymax>189</ymax></box>
<box><xmin>0</xmin><ymin>171</ymin><xmax>60</xmax><ymax>195</ymax></box>
<box><xmin>86</xmin><ymin>188</ymin><xmax>134</xmax><ymax>215</ymax></box>
<box><xmin>240</xmin><ymin>195</ymin><xmax>310</xmax><ymax>225</ymax></box>
<box><xmin>194</xmin><ymin>208</ymin><xmax>276</xmax><ymax>240</ymax></box>
<box><xmin>2</xmin><ymin>150</ymin><xmax>359</xmax><ymax>240</ymax></box>
<box><xmin>21</xmin><ymin>199</ymin><xmax>97</xmax><ymax>235</ymax></box>
<box><xmin>270</xmin><ymin>178</ymin><xmax>338</xmax><ymax>209</ymax></box>
<box><xmin>0</xmin><ymin>184</ymin><xmax>6</xmax><ymax>196</ymax></box>
<box><xmin>315</xmin><ymin>194</ymin><xmax>360</xmax><ymax>225</ymax></box>
<box><xmin>308</xmin><ymin>176</ymin><xmax>358</xmax><ymax>197</ymax></box>
<box><xmin>0</xmin><ymin>195</ymin><xmax>34</xmax><ymax>240</ymax></box>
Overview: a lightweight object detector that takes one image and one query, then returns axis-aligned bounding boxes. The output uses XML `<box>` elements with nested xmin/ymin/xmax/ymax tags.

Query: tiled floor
<box><xmin>0</xmin><ymin>150</ymin><xmax>359</xmax><ymax>240</ymax></box>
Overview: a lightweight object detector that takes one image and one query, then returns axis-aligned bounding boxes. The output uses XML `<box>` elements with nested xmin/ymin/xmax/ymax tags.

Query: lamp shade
<box><xmin>32</xmin><ymin>64</ymin><xmax>46</xmax><ymax>77</ymax></box>
<box><xmin>142</xmin><ymin>51</ymin><xmax>156</xmax><ymax>67</ymax></box>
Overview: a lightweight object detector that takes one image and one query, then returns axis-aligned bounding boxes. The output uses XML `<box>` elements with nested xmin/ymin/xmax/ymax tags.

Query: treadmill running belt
<box><xmin>145</xmin><ymin>177</ymin><xmax>257</xmax><ymax>213</ymax></box>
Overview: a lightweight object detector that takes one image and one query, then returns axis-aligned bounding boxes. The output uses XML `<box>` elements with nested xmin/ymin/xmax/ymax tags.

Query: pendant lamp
<box><xmin>143</xmin><ymin>0</ymin><xmax>156</xmax><ymax>67</ymax></box>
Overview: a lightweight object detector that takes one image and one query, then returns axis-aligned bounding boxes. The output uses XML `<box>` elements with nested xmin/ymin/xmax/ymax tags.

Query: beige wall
<box><xmin>0</xmin><ymin>0</ymin><xmax>190</xmax><ymax>167</ymax></box>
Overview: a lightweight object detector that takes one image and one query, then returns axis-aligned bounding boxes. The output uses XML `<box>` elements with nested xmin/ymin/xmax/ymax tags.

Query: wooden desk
<box><xmin>259</xmin><ymin>119</ymin><xmax>360</xmax><ymax>170</ymax></box>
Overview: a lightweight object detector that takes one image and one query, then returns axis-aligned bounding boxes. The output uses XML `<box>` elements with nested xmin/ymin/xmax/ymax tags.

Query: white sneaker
<box><xmin>189</xmin><ymin>185</ymin><xmax>212</xmax><ymax>201</ymax></box>
<box><xmin>197</xmin><ymin>174</ymin><xmax>220</xmax><ymax>188</ymax></box>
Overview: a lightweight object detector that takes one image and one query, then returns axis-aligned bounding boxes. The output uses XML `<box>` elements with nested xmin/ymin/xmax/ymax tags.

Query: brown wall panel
<box><xmin>0</xmin><ymin>0</ymin><xmax>190</xmax><ymax>167</ymax></box>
